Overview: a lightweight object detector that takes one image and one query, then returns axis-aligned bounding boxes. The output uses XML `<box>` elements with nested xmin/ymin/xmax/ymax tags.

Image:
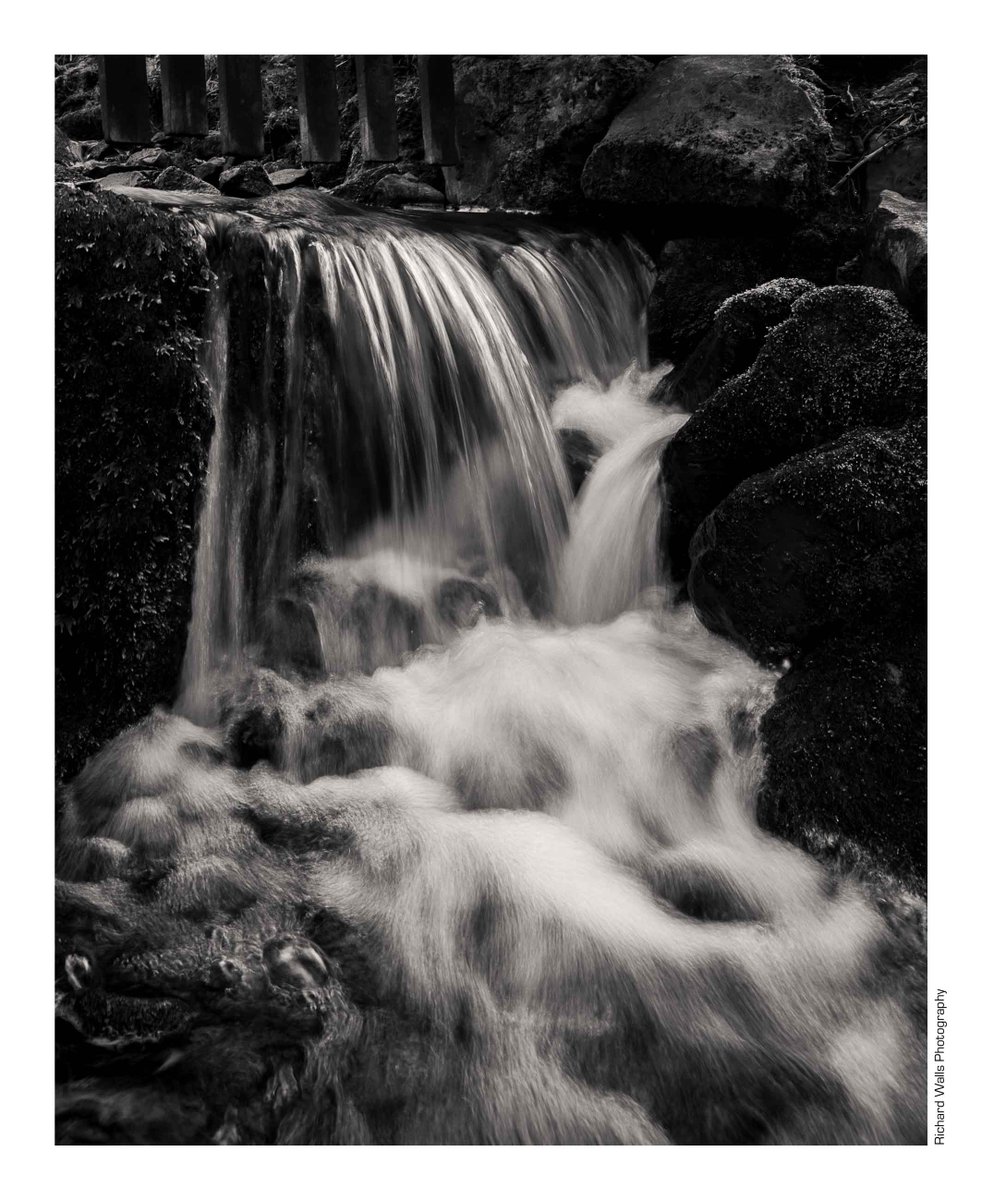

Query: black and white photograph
<box><xmin>21</xmin><ymin>9</ymin><xmax>971</xmax><ymax>1168</ymax></box>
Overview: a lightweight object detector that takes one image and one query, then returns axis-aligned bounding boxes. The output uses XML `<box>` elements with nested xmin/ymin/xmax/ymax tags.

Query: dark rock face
<box><xmin>655</xmin><ymin>277</ymin><xmax>817</xmax><ymax>413</ymax></box>
<box><xmin>661</xmin><ymin>285</ymin><xmax>926</xmax><ymax>582</ymax></box>
<box><xmin>582</xmin><ymin>56</ymin><xmax>832</xmax><ymax>216</ymax></box>
<box><xmin>154</xmin><ymin>166</ymin><xmax>221</xmax><ymax>195</ymax></box>
<box><xmin>447</xmin><ymin>55</ymin><xmax>653</xmax><ymax>212</ymax></box>
<box><xmin>861</xmin><ymin>190</ymin><xmax>927</xmax><ymax>325</ymax></box>
<box><xmin>687</xmin><ymin>418</ymin><xmax>926</xmax><ymax>663</ymax></box>
<box><xmin>758</xmin><ymin>618</ymin><xmax>926</xmax><ymax>886</ymax></box>
<box><xmin>219</xmin><ymin>161</ymin><xmax>275</xmax><ymax>198</ymax></box>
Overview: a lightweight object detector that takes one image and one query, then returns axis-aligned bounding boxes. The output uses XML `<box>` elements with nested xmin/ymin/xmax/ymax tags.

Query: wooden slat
<box><xmin>160</xmin><ymin>55</ymin><xmax>208</xmax><ymax>136</ymax></box>
<box><xmin>97</xmin><ymin>56</ymin><xmax>151</xmax><ymax>145</ymax></box>
<box><xmin>417</xmin><ymin>55</ymin><xmax>458</xmax><ymax>166</ymax></box>
<box><xmin>355</xmin><ymin>56</ymin><xmax>399</xmax><ymax>163</ymax></box>
<box><xmin>296</xmin><ymin>55</ymin><xmax>341</xmax><ymax>164</ymax></box>
<box><xmin>218</xmin><ymin>55</ymin><xmax>264</xmax><ymax>158</ymax></box>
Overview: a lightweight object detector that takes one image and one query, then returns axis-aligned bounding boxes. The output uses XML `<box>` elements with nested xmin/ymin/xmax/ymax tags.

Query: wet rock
<box><xmin>861</xmin><ymin>190</ymin><xmax>926</xmax><ymax>325</ymax></box>
<box><xmin>688</xmin><ymin>418</ymin><xmax>926</xmax><ymax>663</ymax></box>
<box><xmin>94</xmin><ymin>170</ymin><xmax>152</xmax><ymax>190</ymax></box>
<box><xmin>582</xmin><ymin>55</ymin><xmax>832</xmax><ymax>215</ymax></box>
<box><xmin>78</xmin><ymin>159</ymin><xmax>129</xmax><ymax>179</ymax></box>
<box><xmin>655</xmin><ymin>278</ymin><xmax>817</xmax><ymax>413</ymax></box>
<box><xmin>218</xmin><ymin>161</ymin><xmax>275</xmax><ymax>198</ymax></box>
<box><xmin>758</xmin><ymin>616</ymin><xmax>926</xmax><ymax>886</ymax></box>
<box><xmin>193</xmin><ymin>157</ymin><xmax>226</xmax><ymax>186</ymax></box>
<box><xmin>154</xmin><ymin>166</ymin><xmax>221</xmax><ymax>195</ymax></box>
<box><xmin>447</xmin><ymin>55</ymin><xmax>653</xmax><ymax>212</ymax></box>
<box><xmin>372</xmin><ymin>172</ymin><xmax>445</xmax><ymax>207</ymax></box>
<box><xmin>661</xmin><ymin>285</ymin><xmax>926</xmax><ymax>582</ymax></box>
<box><xmin>125</xmin><ymin>147</ymin><xmax>173</xmax><ymax>171</ymax></box>
<box><xmin>269</xmin><ymin>167</ymin><xmax>312</xmax><ymax>190</ymax></box>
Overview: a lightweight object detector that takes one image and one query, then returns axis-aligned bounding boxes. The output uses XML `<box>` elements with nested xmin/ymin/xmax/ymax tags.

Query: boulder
<box><xmin>687</xmin><ymin>417</ymin><xmax>926</xmax><ymax>663</ymax></box>
<box><xmin>647</xmin><ymin>218</ymin><xmax>864</xmax><ymax>363</ymax></box>
<box><xmin>758</xmin><ymin>616</ymin><xmax>926</xmax><ymax>886</ymax></box>
<box><xmin>582</xmin><ymin>55</ymin><xmax>832</xmax><ymax>215</ymax></box>
<box><xmin>660</xmin><ymin>285</ymin><xmax>926</xmax><ymax>581</ymax></box>
<box><xmin>82</xmin><ymin>140</ymin><xmax>115</xmax><ymax>161</ymax></box>
<box><xmin>372</xmin><ymin>173</ymin><xmax>445</xmax><ymax>207</ymax></box>
<box><xmin>268</xmin><ymin>167</ymin><xmax>312</xmax><ymax>190</ymax></box>
<box><xmin>446</xmin><ymin>55</ymin><xmax>653</xmax><ymax>212</ymax></box>
<box><xmin>55</xmin><ymin>125</ymin><xmax>83</xmax><ymax>165</ymax></box>
<box><xmin>94</xmin><ymin>171</ymin><xmax>151</xmax><ymax>190</ymax></box>
<box><xmin>861</xmin><ymin>190</ymin><xmax>926</xmax><ymax>325</ymax></box>
<box><xmin>218</xmin><ymin>162</ymin><xmax>275</xmax><ymax>198</ymax></box>
<box><xmin>192</xmin><ymin>157</ymin><xmax>226</xmax><ymax>186</ymax></box>
<box><xmin>125</xmin><ymin>147</ymin><xmax>173</xmax><ymax>171</ymax></box>
<box><xmin>655</xmin><ymin>278</ymin><xmax>818</xmax><ymax>413</ymax></box>
<box><xmin>153</xmin><ymin>166</ymin><xmax>221</xmax><ymax>195</ymax></box>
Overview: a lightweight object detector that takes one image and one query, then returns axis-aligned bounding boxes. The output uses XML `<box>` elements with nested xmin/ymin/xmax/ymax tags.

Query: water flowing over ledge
<box><xmin>55</xmin><ymin>187</ymin><xmax>925</xmax><ymax>1145</ymax></box>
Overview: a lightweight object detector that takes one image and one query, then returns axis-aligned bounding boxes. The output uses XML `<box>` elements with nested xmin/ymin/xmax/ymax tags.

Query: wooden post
<box><xmin>355</xmin><ymin>56</ymin><xmax>399</xmax><ymax>163</ymax></box>
<box><xmin>97</xmin><ymin>56</ymin><xmax>151</xmax><ymax>145</ymax></box>
<box><xmin>218</xmin><ymin>55</ymin><xmax>264</xmax><ymax>158</ymax></box>
<box><xmin>296</xmin><ymin>55</ymin><xmax>341</xmax><ymax>164</ymax></box>
<box><xmin>417</xmin><ymin>56</ymin><xmax>458</xmax><ymax>166</ymax></box>
<box><xmin>160</xmin><ymin>55</ymin><xmax>208</xmax><ymax>136</ymax></box>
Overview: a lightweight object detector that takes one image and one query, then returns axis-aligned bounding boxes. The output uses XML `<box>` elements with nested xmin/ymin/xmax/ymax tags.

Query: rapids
<box><xmin>55</xmin><ymin>187</ymin><xmax>925</xmax><ymax>1145</ymax></box>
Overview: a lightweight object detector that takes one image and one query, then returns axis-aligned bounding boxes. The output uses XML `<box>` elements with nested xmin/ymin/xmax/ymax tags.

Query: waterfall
<box><xmin>56</xmin><ymin>186</ymin><xmax>924</xmax><ymax>1146</ymax></box>
<box><xmin>170</xmin><ymin>191</ymin><xmax>652</xmax><ymax>720</ymax></box>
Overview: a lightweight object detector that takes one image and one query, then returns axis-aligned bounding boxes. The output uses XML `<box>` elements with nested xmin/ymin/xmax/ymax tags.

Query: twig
<box><xmin>829</xmin><ymin>124</ymin><xmax>926</xmax><ymax>194</ymax></box>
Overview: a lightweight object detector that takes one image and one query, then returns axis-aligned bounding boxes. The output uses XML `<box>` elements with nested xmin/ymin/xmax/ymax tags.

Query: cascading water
<box><xmin>55</xmin><ymin>186</ymin><xmax>925</xmax><ymax>1146</ymax></box>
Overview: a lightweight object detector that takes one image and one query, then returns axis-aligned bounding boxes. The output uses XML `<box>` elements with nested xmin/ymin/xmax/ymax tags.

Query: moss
<box><xmin>661</xmin><ymin>284</ymin><xmax>926</xmax><ymax>582</ymax></box>
<box><xmin>56</xmin><ymin>188</ymin><xmax>212</xmax><ymax>779</ymax></box>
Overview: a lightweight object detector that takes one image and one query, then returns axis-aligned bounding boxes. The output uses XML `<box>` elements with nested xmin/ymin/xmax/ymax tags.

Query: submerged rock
<box><xmin>661</xmin><ymin>285</ymin><xmax>926</xmax><ymax>582</ymax></box>
<box><xmin>154</xmin><ymin>166</ymin><xmax>221</xmax><ymax>195</ymax></box>
<box><xmin>861</xmin><ymin>190</ymin><xmax>927</xmax><ymax>325</ymax></box>
<box><xmin>688</xmin><ymin>418</ymin><xmax>926</xmax><ymax>662</ymax></box>
<box><xmin>581</xmin><ymin>55</ymin><xmax>832</xmax><ymax>215</ymax></box>
<box><xmin>219</xmin><ymin>161</ymin><xmax>275</xmax><ymax>198</ymax></box>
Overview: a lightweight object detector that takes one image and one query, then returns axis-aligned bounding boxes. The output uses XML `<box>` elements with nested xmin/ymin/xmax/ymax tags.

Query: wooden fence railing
<box><xmin>96</xmin><ymin>55</ymin><xmax>459</xmax><ymax>166</ymax></box>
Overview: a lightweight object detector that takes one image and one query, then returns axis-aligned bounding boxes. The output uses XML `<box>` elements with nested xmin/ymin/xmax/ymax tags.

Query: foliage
<box><xmin>55</xmin><ymin>188</ymin><xmax>212</xmax><ymax>780</ymax></box>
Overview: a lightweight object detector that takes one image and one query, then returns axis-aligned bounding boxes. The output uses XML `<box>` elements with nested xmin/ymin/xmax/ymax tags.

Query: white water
<box><xmin>56</xmin><ymin>189</ymin><xmax>924</xmax><ymax>1145</ymax></box>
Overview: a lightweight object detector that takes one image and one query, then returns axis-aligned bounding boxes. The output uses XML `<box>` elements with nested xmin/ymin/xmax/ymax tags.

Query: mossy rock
<box><xmin>758</xmin><ymin>615</ymin><xmax>926</xmax><ymax>889</ymax></box>
<box><xmin>661</xmin><ymin>284</ymin><xmax>926</xmax><ymax>583</ymax></box>
<box><xmin>56</xmin><ymin>188</ymin><xmax>212</xmax><ymax>780</ymax></box>
<box><xmin>688</xmin><ymin>417</ymin><xmax>925</xmax><ymax>663</ymax></box>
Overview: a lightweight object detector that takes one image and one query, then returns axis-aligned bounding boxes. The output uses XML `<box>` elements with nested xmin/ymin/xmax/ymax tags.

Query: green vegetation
<box><xmin>55</xmin><ymin>188</ymin><xmax>212</xmax><ymax>780</ymax></box>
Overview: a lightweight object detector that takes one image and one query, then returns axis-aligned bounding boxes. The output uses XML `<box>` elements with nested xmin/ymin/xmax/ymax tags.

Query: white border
<box><xmin>5</xmin><ymin>3</ymin><xmax>980</xmax><ymax>1191</ymax></box>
